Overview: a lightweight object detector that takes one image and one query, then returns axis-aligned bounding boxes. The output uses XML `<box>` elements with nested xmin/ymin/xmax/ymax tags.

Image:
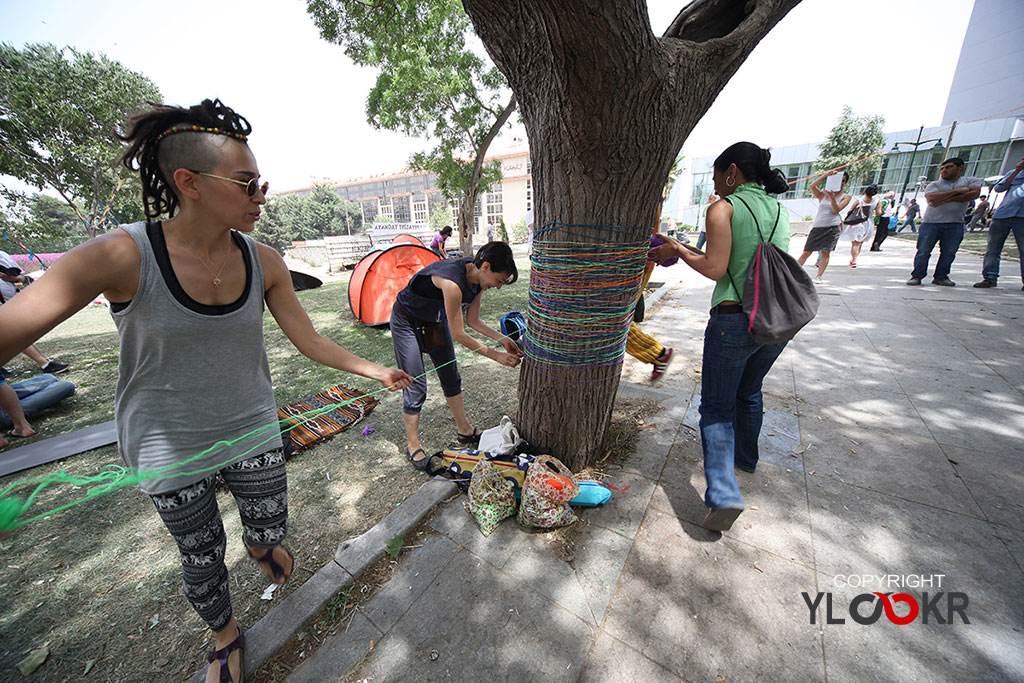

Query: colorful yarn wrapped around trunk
<box><xmin>523</xmin><ymin>222</ymin><xmax>651</xmax><ymax>382</ymax></box>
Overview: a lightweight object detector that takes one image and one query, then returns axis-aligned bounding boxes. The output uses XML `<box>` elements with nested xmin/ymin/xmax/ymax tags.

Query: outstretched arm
<box><xmin>0</xmin><ymin>231</ymin><xmax>140</xmax><ymax>366</ymax></box>
<box><xmin>259</xmin><ymin>244</ymin><xmax>412</xmax><ymax>391</ymax></box>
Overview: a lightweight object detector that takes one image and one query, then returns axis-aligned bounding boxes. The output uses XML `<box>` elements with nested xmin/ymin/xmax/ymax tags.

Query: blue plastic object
<box><xmin>569</xmin><ymin>481</ymin><xmax>612</xmax><ymax>507</ymax></box>
<box><xmin>500</xmin><ymin>311</ymin><xmax>527</xmax><ymax>342</ymax></box>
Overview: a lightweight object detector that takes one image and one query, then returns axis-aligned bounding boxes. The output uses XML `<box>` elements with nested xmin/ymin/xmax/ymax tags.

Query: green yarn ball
<box><xmin>0</xmin><ymin>497</ymin><xmax>24</xmax><ymax>532</ymax></box>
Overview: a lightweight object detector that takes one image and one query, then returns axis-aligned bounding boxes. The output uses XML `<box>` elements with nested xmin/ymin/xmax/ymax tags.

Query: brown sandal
<box><xmin>247</xmin><ymin>545</ymin><xmax>293</xmax><ymax>583</ymax></box>
<box><xmin>207</xmin><ymin>630</ymin><xmax>244</xmax><ymax>683</ymax></box>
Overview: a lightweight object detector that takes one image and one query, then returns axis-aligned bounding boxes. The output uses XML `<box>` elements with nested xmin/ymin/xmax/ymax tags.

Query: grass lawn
<box><xmin>0</xmin><ymin>249</ymin><xmax>658</xmax><ymax>681</ymax></box>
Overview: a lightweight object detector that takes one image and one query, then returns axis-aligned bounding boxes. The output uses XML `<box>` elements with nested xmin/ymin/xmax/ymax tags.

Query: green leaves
<box><xmin>253</xmin><ymin>184</ymin><xmax>363</xmax><ymax>252</ymax></box>
<box><xmin>0</xmin><ymin>43</ymin><xmax>160</xmax><ymax>236</ymax></box>
<box><xmin>307</xmin><ymin>0</ymin><xmax>514</xmax><ymax>239</ymax></box>
<box><xmin>384</xmin><ymin>534</ymin><xmax>404</xmax><ymax>558</ymax></box>
<box><xmin>815</xmin><ymin>105</ymin><xmax>886</xmax><ymax>187</ymax></box>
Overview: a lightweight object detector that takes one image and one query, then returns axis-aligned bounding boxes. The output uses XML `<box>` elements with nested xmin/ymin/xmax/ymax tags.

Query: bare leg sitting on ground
<box><xmin>0</xmin><ymin>383</ymin><xmax>35</xmax><ymax>441</ymax></box>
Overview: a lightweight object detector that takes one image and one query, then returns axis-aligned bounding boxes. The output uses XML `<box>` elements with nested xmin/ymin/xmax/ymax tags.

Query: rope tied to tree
<box><xmin>524</xmin><ymin>222</ymin><xmax>650</xmax><ymax>382</ymax></box>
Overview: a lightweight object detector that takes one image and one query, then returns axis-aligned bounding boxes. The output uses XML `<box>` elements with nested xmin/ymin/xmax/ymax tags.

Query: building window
<box><xmin>413</xmin><ymin>198</ymin><xmax>428</xmax><ymax>223</ymax></box>
<box><xmin>378</xmin><ymin>197</ymin><xmax>393</xmax><ymax>221</ymax></box>
<box><xmin>393</xmin><ymin>196</ymin><xmax>411</xmax><ymax>223</ymax></box>
<box><xmin>361</xmin><ymin>198</ymin><xmax>377</xmax><ymax>222</ymax></box>
<box><xmin>486</xmin><ymin>190</ymin><xmax>503</xmax><ymax>223</ymax></box>
<box><xmin>526</xmin><ymin>179</ymin><xmax>532</xmax><ymax>211</ymax></box>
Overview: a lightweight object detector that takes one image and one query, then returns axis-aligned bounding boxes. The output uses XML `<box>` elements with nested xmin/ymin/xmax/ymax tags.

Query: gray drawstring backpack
<box><xmin>726</xmin><ymin>196</ymin><xmax>819</xmax><ymax>345</ymax></box>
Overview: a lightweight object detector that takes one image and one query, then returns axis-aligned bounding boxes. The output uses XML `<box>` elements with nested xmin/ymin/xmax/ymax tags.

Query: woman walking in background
<box><xmin>840</xmin><ymin>184</ymin><xmax>882</xmax><ymax>268</ymax></box>
<box><xmin>797</xmin><ymin>170</ymin><xmax>851</xmax><ymax>282</ymax></box>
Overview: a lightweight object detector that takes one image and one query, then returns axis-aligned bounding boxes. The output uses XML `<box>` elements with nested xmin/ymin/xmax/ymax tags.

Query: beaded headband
<box><xmin>154</xmin><ymin>125</ymin><xmax>248</xmax><ymax>144</ymax></box>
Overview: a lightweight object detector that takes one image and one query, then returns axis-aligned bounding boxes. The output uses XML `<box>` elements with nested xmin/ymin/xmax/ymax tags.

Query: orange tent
<box><xmin>390</xmin><ymin>233</ymin><xmax>426</xmax><ymax>247</ymax></box>
<box><xmin>348</xmin><ymin>244</ymin><xmax>441</xmax><ymax>326</ymax></box>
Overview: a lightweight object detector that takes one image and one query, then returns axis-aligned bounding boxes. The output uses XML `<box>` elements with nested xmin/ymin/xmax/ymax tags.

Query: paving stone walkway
<box><xmin>284</xmin><ymin>238</ymin><xmax>1024</xmax><ymax>682</ymax></box>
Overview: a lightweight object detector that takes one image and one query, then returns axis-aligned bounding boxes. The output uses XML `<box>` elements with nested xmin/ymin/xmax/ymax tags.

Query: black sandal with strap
<box><xmin>456</xmin><ymin>427</ymin><xmax>483</xmax><ymax>444</ymax></box>
<box><xmin>207</xmin><ymin>630</ymin><xmax>244</xmax><ymax>683</ymax></box>
<box><xmin>407</xmin><ymin>448</ymin><xmax>447</xmax><ymax>475</ymax></box>
<box><xmin>246</xmin><ymin>545</ymin><xmax>293</xmax><ymax>583</ymax></box>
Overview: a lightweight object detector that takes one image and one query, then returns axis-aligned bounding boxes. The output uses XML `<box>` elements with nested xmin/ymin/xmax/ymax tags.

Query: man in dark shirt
<box><xmin>896</xmin><ymin>199</ymin><xmax>922</xmax><ymax>233</ymax></box>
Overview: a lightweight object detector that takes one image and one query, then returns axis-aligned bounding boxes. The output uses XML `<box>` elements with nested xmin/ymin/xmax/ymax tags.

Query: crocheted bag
<box><xmin>464</xmin><ymin>459</ymin><xmax>517</xmax><ymax>536</ymax></box>
<box><xmin>517</xmin><ymin>455</ymin><xmax>580</xmax><ymax>529</ymax></box>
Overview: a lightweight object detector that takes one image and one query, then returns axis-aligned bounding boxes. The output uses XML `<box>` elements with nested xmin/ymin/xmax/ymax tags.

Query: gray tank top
<box><xmin>812</xmin><ymin>195</ymin><xmax>846</xmax><ymax>228</ymax></box>
<box><xmin>112</xmin><ymin>222</ymin><xmax>281</xmax><ymax>495</ymax></box>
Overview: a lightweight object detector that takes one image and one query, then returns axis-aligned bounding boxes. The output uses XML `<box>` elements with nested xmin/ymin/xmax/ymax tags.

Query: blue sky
<box><xmin>1</xmin><ymin>0</ymin><xmax>974</xmax><ymax>198</ymax></box>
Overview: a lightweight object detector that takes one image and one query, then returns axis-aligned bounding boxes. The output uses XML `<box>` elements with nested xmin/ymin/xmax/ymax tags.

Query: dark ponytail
<box><xmin>473</xmin><ymin>241</ymin><xmax>518</xmax><ymax>284</ymax></box>
<box><xmin>119</xmin><ymin>99</ymin><xmax>252</xmax><ymax>219</ymax></box>
<box><xmin>713</xmin><ymin>142</ymin><xmax>790</xmax><ymax>195</ymax></box>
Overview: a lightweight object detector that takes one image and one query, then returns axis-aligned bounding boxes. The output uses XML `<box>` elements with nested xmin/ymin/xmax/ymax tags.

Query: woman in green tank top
<box><xmin>650</xmin><ymin>142</ymin><xmax>792</xmax><ymax>534</ymax></box>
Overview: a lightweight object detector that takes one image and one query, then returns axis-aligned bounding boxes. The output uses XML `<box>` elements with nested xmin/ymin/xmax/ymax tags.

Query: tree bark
<box><xmin>463</xmin><ymin>0</ymin><xmax>801</xmax><ymax>469</ymax></box>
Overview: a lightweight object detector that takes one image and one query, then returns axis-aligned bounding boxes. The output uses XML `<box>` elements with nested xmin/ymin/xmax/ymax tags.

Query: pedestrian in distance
<box><xmin>840</xmin><ymin>184</ymin><xmax>882</xmax><ymax>268</ymax></box>
<box><xmin>797</xmin><ymin>170</ymin><xmax>852</xmax><ymax>282</ymax></box>
<box><xmin>968</xmin><ymin>194</ymin><xmax>990</xmax><ymax>232</ymax></box>
<box><xmin>907</xmin><ymin>157</ymin><xmax>982</xmax><ymax>286</ymax></box>
<box><xmin>430</xmin><ymin>225</ymin><xmax>452</xmax><ymax>258</ymax></box>
<box><xmin>870</xmin><ymin>190</ymin><xmax>898</xmax><ymax>251</ymax></box>
<box><xmin>896</xmin><ymin>198</ymin><xmax>922</xmax><ymax>233</ymax></box>
<box><xmin>974</xmin><ymin>156</ymin><xmax>1024</xmax><ymax>289</ymax></box>
<box><xmin>0</xmin><ymin>98</ymin><xmax>414</xmax><ymax>683</ymax></box>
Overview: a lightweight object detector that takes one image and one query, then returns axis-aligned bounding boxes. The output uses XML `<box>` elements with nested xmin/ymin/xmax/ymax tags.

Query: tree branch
<box><xmin>659</xmin><ymin>0</ymin><xmax>802</xmax><ymax>116</ymax></box>
<box><xmin>467</xmin><ymin>94</ymin><xmax>517</xmax><ymax>197</ymax></box>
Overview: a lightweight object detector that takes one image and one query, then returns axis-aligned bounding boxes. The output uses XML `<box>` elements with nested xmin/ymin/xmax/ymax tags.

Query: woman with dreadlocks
<box><xmin>0</xmin><ymin>99</ymin><xmax>413</xmax><ymax>682</ymax></box>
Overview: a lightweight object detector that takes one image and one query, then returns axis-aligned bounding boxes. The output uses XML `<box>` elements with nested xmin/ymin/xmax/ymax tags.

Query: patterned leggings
<box><xmin>149</xmin><ymin>449</ymin><xmax>288</xmax><ymax>632</ymax></box>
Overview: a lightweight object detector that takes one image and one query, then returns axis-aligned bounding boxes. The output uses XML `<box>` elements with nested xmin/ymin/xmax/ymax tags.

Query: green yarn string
<box><xmin>0</xmin><ymin>355</ymin><xmax>458</xmax><ymax>533</ymax></box>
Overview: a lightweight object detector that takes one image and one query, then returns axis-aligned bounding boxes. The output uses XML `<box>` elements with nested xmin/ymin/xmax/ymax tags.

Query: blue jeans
<box><xmin>696</xmin><ymin>231</ymin><xmax>707</xmax><ymax>250</ymax></box>
<box><xmin>0</xmin><ymin>373</ymin><xmax>75</xmax><ymax>430</ymax></box>
<box><xmin>897</xmin><ymin>218</ymin><xmax>917</xmax><ymax>233</ymax></box>
<box><xmin>981</xmin><ymin>217</ymin><xmax>1024</xmax><ymax>282</ymax></box>
<box><xmin>911</xmin><ymin>222</ymin><xmax>964</xmax><ymax>280</ymax></box>
<box><xmin>698</xmin><ymin>312</ymin><xmax>788</xmax><ymax>510</ymax></box>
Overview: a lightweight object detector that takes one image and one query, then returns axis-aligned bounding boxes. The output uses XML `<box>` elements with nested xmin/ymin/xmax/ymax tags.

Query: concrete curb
<box><xmin>187</xmin><ymin>478</ymin><xmax>458</xmax><ymax>682</ymax></box>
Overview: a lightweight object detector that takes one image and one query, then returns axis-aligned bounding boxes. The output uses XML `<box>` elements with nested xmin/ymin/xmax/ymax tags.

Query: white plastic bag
<box><xmin>477</xmin><ymin>415</ymin><xmax>519</xmax><ymax>456</ymax></box>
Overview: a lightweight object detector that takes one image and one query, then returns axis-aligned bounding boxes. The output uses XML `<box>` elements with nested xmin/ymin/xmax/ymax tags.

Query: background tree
<box><xmin>307</xmin><ymin>0</ymin><xmax>516</xmax><ymax>255</ymax></box>
<box><xmin>0</xmin><ymin>194</ymin><xmax>92</xmax><ymax>255</ymax></box>
<box><xmin>253</xmin><ymin>186</ymin><xmax>363</xmax><ymax>252</ymax></box>
<box><xmin>0</xmin><ymin>43</ymin><xmax>161</xmax><ymax>237</ymax></box>
<box><xmin>461</xmin><ymin>0</ymin><xmax>802</xmax><ymax>468</ymax></box>
<box><xmin>814</xmin><ymin>105</ymin><xmax>887</xmax><ymax>189</ymax></box>
<box><xmin>428</xmin><ymin>205</ymin><xmax>455</xmax><ymax>233</ymax></box>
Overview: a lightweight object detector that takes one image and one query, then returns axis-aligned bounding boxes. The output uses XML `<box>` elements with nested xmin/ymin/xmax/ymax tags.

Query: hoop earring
<box><xmin>726</xmin><ymin>176</ymin><xmax>735</xmax><ymax>187</ymax></box>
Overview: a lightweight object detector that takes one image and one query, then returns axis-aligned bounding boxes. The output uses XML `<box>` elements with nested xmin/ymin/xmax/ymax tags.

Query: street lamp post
<box><xmin>890</xmin><ymin>125</ymin><xmax>943</xmax><ymax>206</ymax></box>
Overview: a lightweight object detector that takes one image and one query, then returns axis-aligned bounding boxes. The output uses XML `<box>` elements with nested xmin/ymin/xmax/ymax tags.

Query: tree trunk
<box><xmin>463</xmin><ymin>0</ymin><xmax>801</xmax><ymax>469</ymax></box>
<box><xmin>457</xmin><ymin>193</ymin><xmax>475</xmax><ymax>256</ymax></box>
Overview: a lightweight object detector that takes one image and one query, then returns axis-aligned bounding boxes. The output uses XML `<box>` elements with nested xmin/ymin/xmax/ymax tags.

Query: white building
<box><xmin>282</xmin><ymin>139</ymin><xmax>533</xmax><ymax>240</ymax></box>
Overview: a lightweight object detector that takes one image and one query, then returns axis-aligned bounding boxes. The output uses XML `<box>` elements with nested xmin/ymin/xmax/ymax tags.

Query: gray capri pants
<box><xmin>390</xmin><ymin>306</ymin><xmax>463</xmax><ymax>414</ymax></box>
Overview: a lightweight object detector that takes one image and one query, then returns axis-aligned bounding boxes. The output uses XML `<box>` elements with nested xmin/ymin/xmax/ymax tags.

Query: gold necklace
<box><xmin>179</xmin><ymin>230</ymin><xmax>232</xmax><ymax>287</ymax></box>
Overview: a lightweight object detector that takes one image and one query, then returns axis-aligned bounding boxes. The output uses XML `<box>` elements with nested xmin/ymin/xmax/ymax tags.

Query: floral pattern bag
<box><xmin>517</xmin><ymin>454</ymin><xmax>580</xmax><ymax>529</ymax></box>
<box><xmin>464</xmin><ymin>458</ymin><xmax>517</xmax><ymax>536</ymax></box>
